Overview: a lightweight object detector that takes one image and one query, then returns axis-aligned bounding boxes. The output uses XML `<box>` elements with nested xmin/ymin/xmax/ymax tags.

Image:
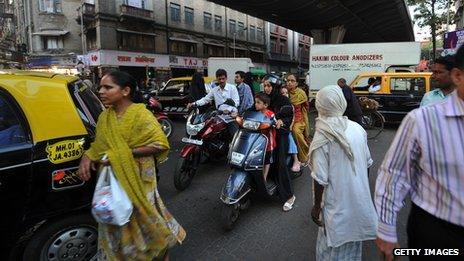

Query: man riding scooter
<box><xmin>187</xmin><ymin>69</ymin><xmax>240</xmax><ymax>138</ymax></box>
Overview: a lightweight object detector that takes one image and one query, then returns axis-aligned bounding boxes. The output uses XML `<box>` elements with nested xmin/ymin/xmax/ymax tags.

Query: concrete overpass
<box><xmin>207</xmin><ymin>0</ymin><xmax>414</xmax><ymax>44</ymax></box>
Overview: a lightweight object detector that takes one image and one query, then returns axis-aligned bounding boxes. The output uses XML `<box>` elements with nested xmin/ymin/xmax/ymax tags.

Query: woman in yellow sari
<box><xmin>78</xmin><ymin>71</ymin><xmax>185</xmax><ymax>260</ymax></box>
<box><xmin>286</xmin><ymin>74</ymin><xmax>310</xmax><ymax>165</ymax></box>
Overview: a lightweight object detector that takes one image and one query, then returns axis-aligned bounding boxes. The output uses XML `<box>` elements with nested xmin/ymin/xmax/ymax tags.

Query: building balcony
<box><xmin>120</xmin><ymin>4</ymin><xmax>154</xmax><ymax>22</ymax></box>
<box><xmin>76</xmin><ymin>3</ymin><xmax>95</xmax><ymax>24</ymax></box>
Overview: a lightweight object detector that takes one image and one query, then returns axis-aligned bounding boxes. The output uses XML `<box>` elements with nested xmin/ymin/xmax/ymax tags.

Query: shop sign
<box><xmin>443</xmin><ymin>29</ymin><xmax>464</xmax><ymax>56</ymax></box>
<box><xmin>169</xmin><ymin>55</ymin><xmax>207</xmax><ymax>68</ymax></box>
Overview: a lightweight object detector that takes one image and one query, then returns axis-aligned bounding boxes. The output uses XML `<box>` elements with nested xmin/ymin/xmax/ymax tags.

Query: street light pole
<box><xmin>233</xmin><ymin>27</ymin><xmax>247</xmax><ymax>58</ymax></box>
<box><xmin>233</xmin><ymin>32</ymin><xmax>236</xmax><ymax>58</ymax></box>
<box><xmin>446</xmin><ymin>0</ymin><xmax>451</xmax><ymax>32</ymax></box>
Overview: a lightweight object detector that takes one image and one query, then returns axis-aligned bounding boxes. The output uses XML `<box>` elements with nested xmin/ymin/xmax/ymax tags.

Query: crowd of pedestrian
<box><xmin>77</xmin><ymin>45</ymin><xmax>464</xmax><ymax>260</ymax></box>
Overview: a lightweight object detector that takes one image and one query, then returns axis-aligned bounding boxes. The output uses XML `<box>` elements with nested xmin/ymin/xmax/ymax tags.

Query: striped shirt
<box><xmin>375</xmin><ymin>91</ymin><xmax>464</xmax><ymax>243</ymax></box>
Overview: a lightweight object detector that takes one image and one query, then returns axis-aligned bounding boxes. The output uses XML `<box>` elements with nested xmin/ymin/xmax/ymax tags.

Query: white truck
<box><xmin>208</xmin><ymin>57</ymin><xmax>255</xmax><ymax>84</ymax></box>
<box><xmin>309</xmin><ymin>42</ymin><xmax>421</xmax><ymax>93</ymax></box>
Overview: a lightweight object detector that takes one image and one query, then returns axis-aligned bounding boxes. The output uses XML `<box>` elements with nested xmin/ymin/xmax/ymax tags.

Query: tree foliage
<box><xmin>407</xmin><ymin>0</ymin><xmax>455</xmax><ymax>60</ymax></box>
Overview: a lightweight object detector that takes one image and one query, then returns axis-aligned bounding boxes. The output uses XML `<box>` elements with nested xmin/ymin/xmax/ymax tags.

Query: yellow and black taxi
<box><xmin>156</xmin><ymin>76</ymin><xmax>216</xmax><ymax>115</ymax></box>
<box><xmin>0</xmin><ymin>71</ymin><xmax>103</xmax><ymax>260</ymax></box>
<box><xmin>351</xmin><ymin>72</ymin><xmax>432</xmax><ymax>122</ymax></box>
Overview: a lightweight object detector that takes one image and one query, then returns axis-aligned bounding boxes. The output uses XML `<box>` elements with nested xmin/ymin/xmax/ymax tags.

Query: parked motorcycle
<box><xmin>219</xmin><ymin>110</ymin><xmax>301</xmax><ymax>230</ymax></box>
<box><xmin>174</xmin><ymin>106</ymin><xmax>233</xmax><ymax>191</ymax></box>
<box><xmin>143</xmin><ymin>93</ymin><xmax>173</xmax><ymax>138</ymax></box>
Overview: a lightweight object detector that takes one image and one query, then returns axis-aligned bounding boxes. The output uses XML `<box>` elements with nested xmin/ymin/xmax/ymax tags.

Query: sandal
<box><xmin>283</xmin><ymin>196</ymin><xmax>296</xmax><ymax>212</ymax></box>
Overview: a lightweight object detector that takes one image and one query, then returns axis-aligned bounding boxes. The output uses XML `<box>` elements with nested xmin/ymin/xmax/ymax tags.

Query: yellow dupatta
<box><xmin>85</xmin><ymin>103</ymin><xmax>176</xmax><ymax>260</ymax></box>
<box><xmin>289</xmin><ymin>87</ymin><xmax>310</xmax><ymax>139</ymax></box>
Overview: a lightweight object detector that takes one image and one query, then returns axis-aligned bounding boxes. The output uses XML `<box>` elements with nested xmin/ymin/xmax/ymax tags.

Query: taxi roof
<box><xmin>0</xmin><ymin>71</ymin><xmax>87</xmax><ymax>143</ymax></box>
<box><xmin>169</xmin><ymin>76</ymin><xmax>216</xmax><ymax>83</ymax></box>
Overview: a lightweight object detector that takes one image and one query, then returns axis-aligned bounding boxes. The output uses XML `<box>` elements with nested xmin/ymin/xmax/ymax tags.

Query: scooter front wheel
<box><xmin>174</xmin><ymin>154</ymin><xmax>197</xmax><ymax>191</ymax></box>
<box><xmin>220</xmin><ymin>203</ymin><xmax>240</xmax><ymax>231</ymax></box>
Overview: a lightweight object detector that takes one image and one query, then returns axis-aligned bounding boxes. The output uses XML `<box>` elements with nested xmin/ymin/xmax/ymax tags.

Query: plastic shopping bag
<box><xmin>91</xmin><ymin>164</ymin><xmax>133</xmax><ymax>226</ymax></box>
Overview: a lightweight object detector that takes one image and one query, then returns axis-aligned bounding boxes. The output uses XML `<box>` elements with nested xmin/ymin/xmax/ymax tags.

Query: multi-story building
<box><xmin>266</xmin><ymin>22</ymin><xmax>310</xmax><ymax>79</ymax></box>
<box><xmin>456</xmin><ymin>0</ymin><xmax>464</xmax><ymax>29</ymax></box>
<box><xmin>78</xmin><ymin>0</ymin><xmax>266</xmax><ymax>83</ymax></box>
<box><xmin>0</xmin><ymin>0</ymin><xmax>25</xmax><ymax>67</ymax></box>
<box><xmin>16</xmin><ymin>0</ymin><xmax>85</xmax><ymax>73</ymax></box>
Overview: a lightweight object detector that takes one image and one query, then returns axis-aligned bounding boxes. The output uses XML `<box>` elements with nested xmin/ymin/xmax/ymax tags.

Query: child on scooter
<box><xmin>254</xmin><ymin>93</ymin><xmax>276</xmax><ymax>183</ymax></box>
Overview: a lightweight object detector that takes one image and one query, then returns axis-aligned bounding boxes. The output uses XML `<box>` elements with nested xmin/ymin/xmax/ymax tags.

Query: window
<box><xmin>270</xmin><ymin>37</ymin><xmax>277</xmax><ymax>53</ymax></box>
<box><xmin>170</xmin><ymin>41</ymin><xmax>196</xmax><ymax>56</ymax></box>
<box><xmin>257</xmin><ymin>27</ymin><xmax>262</xmax><ymax>40</ymax></box>
<box><xmin>0</xmin><ymin>95</ymin><xmax>27</xmax><ymax>147</ymax></box>
<box><xmin>123</xmin><ymin>0</ymin><xmax>145</xmax><ymax>9</ymax></box>
<box><xmin>214</xmin><ymin>15</ymin><xmax>222</xmax><ymax>31</ymax></box>
<box><xmin>162</xmin><ymin>80</ymin><xmax>190</xmax><ymax>94</ymax></box>
<box><xmin>280</xmin><ymin>39</ymin><xmax>287</xmax><ymax>54</ymax></box>
<box><xmin>238</xmin><ymin>21</ymin><xmax>244</xmax><ymax>37</ymax></box>
<box><xmin>117</xmin><ymin>32</ymin><xmax>155</xmax><ymax>52</ymax></box>
<box><xmin>170</xmin><ymin>3</ymin><xmax>180</xmax><ymax>22</ymax></box>
<box><xmin>39</xmin><ymin>0</ymin><xmax>61</xmax><ymax>13</ymax></box>
<box><xmin>249</xmin><ymin>25</ymin><xmax>255</xmax><ymax>41</ymax></box>
<box><xmin>204</xmin><ymin>44</ymin><xmax>224</xmax><ymax>57</ymax></box>
<box><xmin>390</xmin><ymin>77</ymin><xmax>426</xmax><ymax>93</ymax></box>
<box><xmin>353</xmin><ymin>76</ymin><xmax>381</xmax><ymax>91</ymax></box>
<box><xmin>185</xmin><ymin>7</ymin><xmax>194</xmax><ymax>25</ymax></box>
<box><xmin>204</xmin><ymin>12</ymin><xmax>212</xmax><ymax>29</ymax></box>
<box><xmin>229</xmin><ymin>19</ymin><xmax>236</xmax><ymax>36</ymax></box>
<box><xmin>43</xmin><ymin>36</ymin><xmax>63</xmax><ymax>50</ymax></box>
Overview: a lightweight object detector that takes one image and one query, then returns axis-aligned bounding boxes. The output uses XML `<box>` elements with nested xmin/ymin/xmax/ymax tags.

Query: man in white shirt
<box><xmin>309</xmin><ymin>85</ymin><xmax>378</xmax><ymax>261</ymax></box>
<box><xmin>188</xmin><ymin>69</ymin><xmax>240</xmax><ymax>136</ymax></box>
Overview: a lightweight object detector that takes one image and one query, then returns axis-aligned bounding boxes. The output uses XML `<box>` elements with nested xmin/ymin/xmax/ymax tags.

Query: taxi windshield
<box><xmin>69</xmin><ymin>81</ymin><xmax>104</xmax><ymax>134</ymax></box>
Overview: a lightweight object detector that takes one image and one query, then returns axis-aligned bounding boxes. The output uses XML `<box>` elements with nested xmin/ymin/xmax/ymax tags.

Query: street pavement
<box><xmin>157</xmin><ymin>119</ymin><xmax>410</xmax><ymax>260</ymax></box>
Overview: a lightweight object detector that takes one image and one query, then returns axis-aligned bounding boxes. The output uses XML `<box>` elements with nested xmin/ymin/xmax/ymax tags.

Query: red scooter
<box><xmin>174</xmin><ymin>106</ymin><xmax>232</xmax><ymax>191</ymax></box>
<box><xmin>146</xmin><ymin>95</ymin><xmax>173</xmax><ymax>138</ymax></box>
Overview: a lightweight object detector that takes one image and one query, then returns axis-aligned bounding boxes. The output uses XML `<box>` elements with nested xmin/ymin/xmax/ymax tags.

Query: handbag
<box><xmin>91</xmin><ymin>158</ymin><xmax>133</xmax><ymax>226</ymax></box>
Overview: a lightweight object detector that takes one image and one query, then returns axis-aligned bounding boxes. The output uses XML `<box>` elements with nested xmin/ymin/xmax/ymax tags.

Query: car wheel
<box><xmin>23</xmin><ymin>214</ymin><xmax>98</xmax><ymax>261</ymax></box>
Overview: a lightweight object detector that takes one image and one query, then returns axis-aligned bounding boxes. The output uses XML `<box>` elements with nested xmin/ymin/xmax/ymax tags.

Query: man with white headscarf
<box><xmin>309</xmin><ymin>85</ymin><xmax>378</xmax><ymax>261</ymax></box>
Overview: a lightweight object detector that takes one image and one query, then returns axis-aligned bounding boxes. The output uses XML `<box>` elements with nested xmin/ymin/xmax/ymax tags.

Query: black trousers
<box><xmin>407</xmin><ymin>203</ymin><xmax>464</xmax><ymax>260</ymax></box>
<box><xmin>272</xmin><ymin>132</ymin><xmax>293</xmax><ymax>202</ymax></box>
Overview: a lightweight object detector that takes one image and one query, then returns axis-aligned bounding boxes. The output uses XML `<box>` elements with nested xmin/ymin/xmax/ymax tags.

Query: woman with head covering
<box><xmin>189</xmin><ymin>72</ymin><xmax>207</xmax><ymax>102</ymax></box>
<box><xmin>244</xmin><ymin>71</ymin><xmax>255</xmax><ymax>97</ymax></box>
<box><xmin>262</xmin><ymin>75</ymin><xmax>296</xmax><ymax>211</ymax></box>
<box><xmin>309</xmin><ymin>86</ymin><xmax>377</xmax><ymax>261</ymax></box>
<box><xmin>286</xmin><ymin>74</ymin><xmax>310</xmax><ymax>165</ymax></box>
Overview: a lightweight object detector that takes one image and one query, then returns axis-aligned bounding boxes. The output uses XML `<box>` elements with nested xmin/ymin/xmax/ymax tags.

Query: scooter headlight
<box><xmin>186</xmin><ymin>122</ymin><xmax>205</xmax><ymax>136</ymax></box>
<box><xmin>243</xmin><ymin>120</ymin><xmax>260</xmax><ymax>130</ymax></box>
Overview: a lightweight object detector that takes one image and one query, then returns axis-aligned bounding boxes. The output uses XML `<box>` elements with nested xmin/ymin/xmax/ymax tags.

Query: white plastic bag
<box><xmin>91</xmin><ymin>165</ymin><xmax>133</xmax><ymax>226</ymax></box>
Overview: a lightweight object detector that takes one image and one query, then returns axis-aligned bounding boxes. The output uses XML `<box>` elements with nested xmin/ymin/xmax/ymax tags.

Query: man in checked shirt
<box><xmin>375</xmin><ymin>45</ymin><xmax>464</xmax><ymax>260</ymax></box>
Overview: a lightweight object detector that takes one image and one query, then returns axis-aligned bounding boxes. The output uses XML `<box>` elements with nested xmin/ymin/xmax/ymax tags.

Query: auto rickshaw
<box><xmin>0</xmin><ymin>71</ymin><xmax>104</xmax><ymax>260</ymax></box>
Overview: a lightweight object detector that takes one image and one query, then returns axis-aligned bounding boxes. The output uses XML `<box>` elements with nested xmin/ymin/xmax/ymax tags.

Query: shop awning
<box><xmin>203</xmin><ymin>40</ymin><xmax>225</xmax><ymax>47</ymax></box>
<box><xmin>33</xmin><ymin>30</ymin><xmax>69</xmax><ymax>36</ymax></box>
<box><xmin>250</xmin><ymin>67</ymin><xmax>267</xmax><ymax>76</ymax></box>
<box><xmin>116</xmin><ymin>29</ymin><xmax>157</xmax><ymax>36</ymax></box>
<box><xmin>169</xmin><ymin>37</ymin><xmax>199</xmax><ymax>44</ymax></box>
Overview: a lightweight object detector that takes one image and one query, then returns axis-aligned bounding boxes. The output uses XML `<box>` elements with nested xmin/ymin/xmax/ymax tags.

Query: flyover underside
<box><xmin>207</xmin><ymin>0</ymin><xmax>414</xmax><ymax>43</ymax></box>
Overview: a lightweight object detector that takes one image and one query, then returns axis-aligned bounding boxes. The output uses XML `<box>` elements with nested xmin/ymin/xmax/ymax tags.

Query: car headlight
<box><xmin>243</xmin><ymin>120</ymin><xmax>260</xmax><ymax>130</ymax></box>
<box><xmin>186</xmin><ymin>122</ymin><xmax>205</xmax><ymax>136</ymax></box>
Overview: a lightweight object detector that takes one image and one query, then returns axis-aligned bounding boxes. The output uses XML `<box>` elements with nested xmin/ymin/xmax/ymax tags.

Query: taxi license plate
<box><xmin>181</xmin><ymin>137</ymin><xmax>203</xmax><ymax>145</ymax></box>
<box><xmin>231</xmin><ymin>152</ymin><xmax>245</xmax><ymax>165</ymax></box>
